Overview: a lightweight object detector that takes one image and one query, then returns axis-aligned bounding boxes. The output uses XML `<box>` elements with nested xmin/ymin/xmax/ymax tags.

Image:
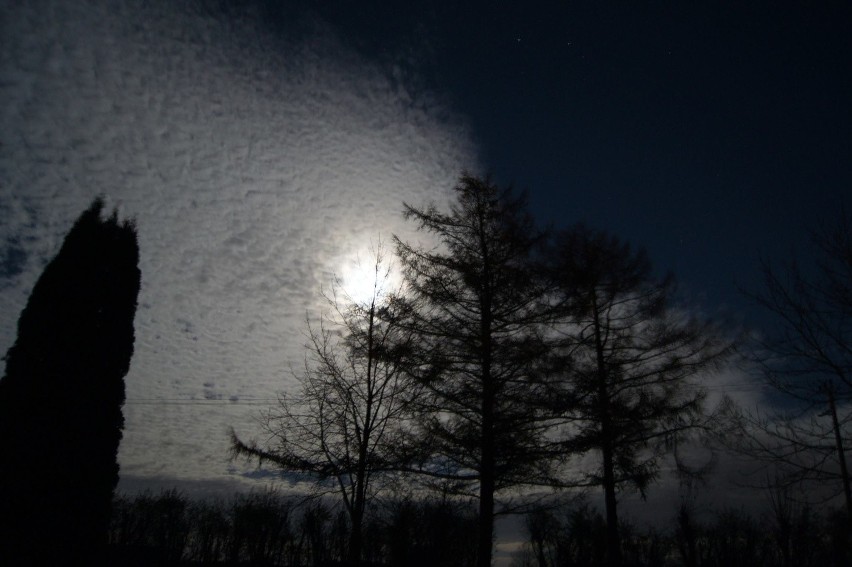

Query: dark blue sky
<box><xmin>288</xmin><ymin>0</ymin><xmax>852</xmax><ymax>327</ymax></box>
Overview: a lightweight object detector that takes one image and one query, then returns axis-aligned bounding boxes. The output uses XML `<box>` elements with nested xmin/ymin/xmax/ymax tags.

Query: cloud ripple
<box><xmin>0</xmin><ymin>0</ymin><xmax>477</xmax><ymax>488</ymax></box>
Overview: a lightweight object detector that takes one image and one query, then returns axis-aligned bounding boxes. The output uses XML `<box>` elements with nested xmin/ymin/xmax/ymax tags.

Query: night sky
<box><xmin>1</xmin><ymin>0</ymin><xmax>851</xmax><ymax>556</ymax></box>
<box><xmin>309</xmin><ymin>0</ymin><xmax>852</xmax><ymax>321</ymax></box>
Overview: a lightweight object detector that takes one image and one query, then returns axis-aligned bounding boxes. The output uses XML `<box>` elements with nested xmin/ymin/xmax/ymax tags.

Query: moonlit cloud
<box><xmin>0</xmin><ymin>0</ymin><xmax>478</xmax><ymax>490</ymax></box>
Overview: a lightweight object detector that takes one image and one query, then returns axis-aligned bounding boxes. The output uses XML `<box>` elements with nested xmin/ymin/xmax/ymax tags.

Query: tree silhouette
<box><xmin>546</xmin><ymin>225</ymin><xmax>730</xmax><ymax>567</ymax></box>
<box><xmin>231</xmin><ymin>247</ymin><xmax>414</xmax><ymax>566</ymax></box>
<box><xmin>722</xmin><ymin>209</ymin><xmax>852</xmax><ymax>515</ymax></box>
<box><xmin>0</xmin><ymin>198</ymin><xmax>141</xmax><ymax>563</ymax></box>
<box><xmin>391</xmin><ymin>174</ymin><xmax>554</xmax><ymax>567</ymax></box>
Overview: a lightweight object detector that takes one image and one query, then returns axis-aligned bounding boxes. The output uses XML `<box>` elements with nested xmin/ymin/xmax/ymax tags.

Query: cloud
<box><xmin>0</xmin><ymin>0</ymin><xmax>478</xmax><ymax>487</ymax></box>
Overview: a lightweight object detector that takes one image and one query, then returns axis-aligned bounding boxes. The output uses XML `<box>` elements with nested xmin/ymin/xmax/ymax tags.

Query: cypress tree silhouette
<box><xmin>0</xmin><ymin>198</ymin><xmax>141</xmax><ymax>564</ymax></box>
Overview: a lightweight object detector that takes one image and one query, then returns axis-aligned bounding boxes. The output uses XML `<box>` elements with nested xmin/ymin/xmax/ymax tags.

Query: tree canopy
<box><xmin>391</xmin><ymin>174</ymin><xmax>556</xmax><ymax>567</ymax></box>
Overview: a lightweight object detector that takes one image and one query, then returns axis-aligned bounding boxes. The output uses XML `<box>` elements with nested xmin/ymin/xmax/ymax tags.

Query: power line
<box><xmin>124</xmin><ymin>398</ymin><xmax>279</xmax><ymax>406</ymax></box>
<box><xmin>123</xmin><ymin>382</ymin><xmax>772</xmax><ymax>407</ymax></box>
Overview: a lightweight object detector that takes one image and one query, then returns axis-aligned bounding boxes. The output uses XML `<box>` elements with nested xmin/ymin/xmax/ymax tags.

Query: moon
<box><xmin>334</xmin><ymin>244</ymin><xmax>403</xmax><ymax>309</ymax></box>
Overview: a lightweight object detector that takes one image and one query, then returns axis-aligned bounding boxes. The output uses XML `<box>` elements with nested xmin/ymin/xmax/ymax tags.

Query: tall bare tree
<box><xmin>723</xmin><ymin>209</ymin><xmax>852</xmax><ymax>514</ymax></box>
<box><xmin>231</xmin><ymin>247</ymin><xmax>414</xmax><ymax>566</ymax></box>
<box><xmin>546</xmin><ymin>225</ymin><xmax>730</xmax><ymax>566</ymax></box>
<box><xmin>391</xmin><ymin>174</ymin><xmax>555</xmax><ymax>567</ymax></box>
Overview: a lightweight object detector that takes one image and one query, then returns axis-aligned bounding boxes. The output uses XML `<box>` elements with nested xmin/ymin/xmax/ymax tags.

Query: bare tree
<box><xmin>391</xmin><ymin>174</ymin><xmax>556</xmax><ymax>567</ymax></box>
<box><xmin>723</xmin><ymin>209</ymin><xmax>852</xmax><ymax>514</ymax></box>
<box><xmin>546</xmin><ymin>225</ymin><xmax>731</xmax><ymax>566</ymax></box>
<box><xmin>231</xmin><ymin>246</ymin><xmax>414</xmax><ymax>566</ymax></box>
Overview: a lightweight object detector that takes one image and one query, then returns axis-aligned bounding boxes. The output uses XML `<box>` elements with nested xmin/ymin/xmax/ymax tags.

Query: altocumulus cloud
<box><xmin>0</xmin><ymin>0</ymin><xmax>478</xmax><ymax>490</ymax></box>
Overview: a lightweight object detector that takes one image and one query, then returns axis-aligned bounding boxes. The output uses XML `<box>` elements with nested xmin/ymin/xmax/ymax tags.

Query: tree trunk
<box><xmin>348</xmin><ymin>512</ymin><xmax>362</xmax><ymax>567</ymax></box>
<box><xmin>592</xmin><ymin>291</ymin><xmax>622</xmax><ymax>567</ymax></box>
<box><xmin>478</xmin><ymin>353</ymin><xmax>496</xmax><ymax>567</ymax></box>
<box><xmin>478</xmin><ymin>411</ymin><xmax>496</xmax><ymax>567</ymax></box>
<box><xmin>602</xmin><ymin>441</ymin><xmax>622</xmax><ymax>567</ymax></box>
<box><xmin>348</xmin><ymin>301</ymin><xmax>376</xmax><ymax>567</ymax></box>
<box><xmin>826</xmin><ymin>384</ymin><xmax>852</xmax><ymax>516</ymax></box>
<box><xmin>477</xmin><ymin>234</ymin><xmax>496</xmax><ymax>567</ymax></box>
<box><xmin>478</xmin><ymin>467</ymin><xmax>495</xmax><ymax>567</ymax></box>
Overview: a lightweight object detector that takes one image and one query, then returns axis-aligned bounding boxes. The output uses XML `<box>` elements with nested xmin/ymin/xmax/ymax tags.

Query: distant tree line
<box><xmin>104</xmin><ymin>488</ymin><xmax>850</xmax><ymax>567</ymax></box>
<box><xmin>516</xmin><ymin>496</ymin><xmax>850</xmax><ymax>567</ymax></box>
<box><xmin>107</xmin><ymin>488</ymin><xmax>477</xmax><ymax>567</ymax></box>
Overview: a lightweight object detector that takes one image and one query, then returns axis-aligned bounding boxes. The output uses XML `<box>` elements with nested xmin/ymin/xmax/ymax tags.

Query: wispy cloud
<box><xmin>1</xmin><ymin>0</ymin><xmax>478</xmax><ymax>487</ymax></box>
